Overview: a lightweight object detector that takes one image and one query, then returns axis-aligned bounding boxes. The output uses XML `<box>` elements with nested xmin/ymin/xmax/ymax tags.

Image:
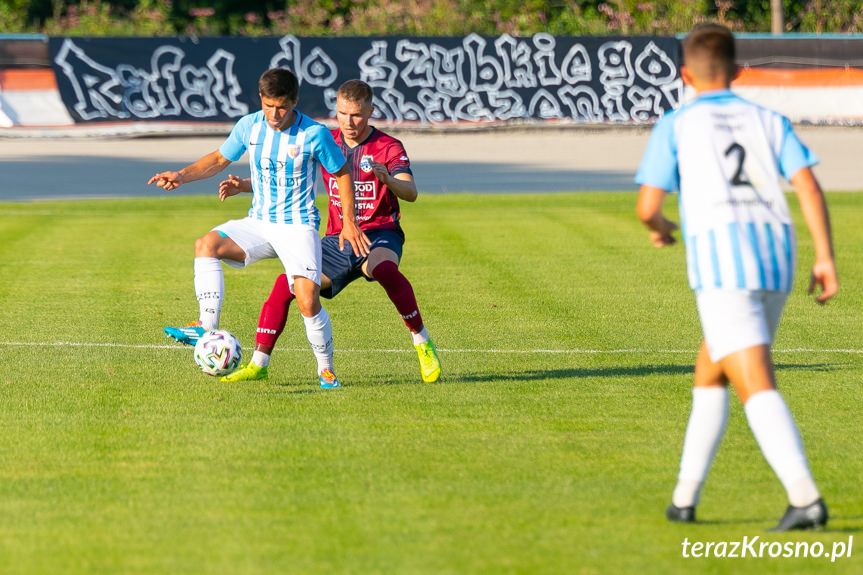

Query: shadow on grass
<box><xmin>272</xmin><ymin>387</ymin><xmax>320</xmax><ymax>395</ymax></box>
<box><xmin>821</xmin><ymin>514</ymin><xmax>863</xmax><ymax>533</ymax></box>
<box><xmin>696</xmin><ymin>521</ymin><xmax>862</xmax><ymax>534</ymax></box>
<box><xmin>455</xmin><ymin>364</ymin><xmax>694</xmax><ymax>383</ymax></box>
<box><xmin>258</xmin><ymin>362</ymin><xmax>853</xmax><ymax>391</ymax></box>
<box><xmin>267</xmin><ymin>375</ymin><xmax>414</xmax><ymax>392</ymax></box>
<box><xmin>678</xmin><ymin>516</ymin><xmax>770</xmax><ymax>527</ymax></box>
<box><xmin>675</xmin><ymin>513</ymin><xmax>862</xmax><ymax>532</ymax></box>
<box><xmin>828</xmin><ymin>529</ymin><xmax>863</xmax><ymax>534</ymax></box>
<box><xmin>446</xmin><ymin>363</ymin><xmax>852</xmax><ymax>382</ymax></box>
<box><xmin>776</xmin><ymin>362</ymin><xmax>855</xmax><ymax>371</ymax></box>
<box><xmin>451</xmin><ymin>362</ymin><xmax>852</xmax><ymax>384</ymax></box>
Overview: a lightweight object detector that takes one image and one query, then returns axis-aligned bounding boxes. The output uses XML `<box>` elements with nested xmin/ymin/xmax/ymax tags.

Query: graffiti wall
<box><xmin>48</xmin><ymin>34</ymin><xmax>682</xmax><ymax>126</ymax></box>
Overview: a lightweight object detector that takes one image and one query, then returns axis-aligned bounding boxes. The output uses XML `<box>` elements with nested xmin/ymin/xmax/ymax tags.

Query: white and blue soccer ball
<box><xmin>193</xmin><ymin>330</ymin><xmax>242</xmax><ymax>376</ymax></box>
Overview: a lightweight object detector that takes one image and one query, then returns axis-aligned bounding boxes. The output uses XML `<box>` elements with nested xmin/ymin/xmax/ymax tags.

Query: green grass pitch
<box><xmin>0</xmin><ymin>191</ymin><xmax>860</xmax><ymax>574</ymax></box>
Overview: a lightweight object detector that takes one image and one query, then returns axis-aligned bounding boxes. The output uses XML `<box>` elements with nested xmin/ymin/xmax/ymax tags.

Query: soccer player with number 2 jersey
<box><xmin>220</xmin><ymin>79</ymin><xmax>442</xmax><ymax>385</ymax></box>
<box><xmin>635</xmin><ymin>24</ymin><xmax>838</xmax><ymax>531</ymax></box>
<box><xmin>150</xmin><ymin>68</ymin><xmax>370</xmax><ymax>389</ymax></box>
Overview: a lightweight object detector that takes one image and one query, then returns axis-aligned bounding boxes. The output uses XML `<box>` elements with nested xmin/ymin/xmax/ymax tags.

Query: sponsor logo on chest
<box><xmin>328</xmin><ymin>177</ymin><xmax>377</xmax><ymax>200</ymax></box>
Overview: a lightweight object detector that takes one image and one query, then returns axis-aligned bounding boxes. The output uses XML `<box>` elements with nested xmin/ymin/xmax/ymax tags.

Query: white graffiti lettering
<box><xmin>351</xmin><ymin>34</ymin><xmax>679</xmax><ymax>124</ymax></box>
<box><xmin>53</xmin><ymin>38</ymin><xmax>248</xmax><ymax>121</ymax></box>
<box><xmin>54</xmin><ymin>39</ymin><xmax>126</xmax><ymax>120</ymax></box>
<box><xmin>358</xmin><ymin>40</ymin><xmax>399</xmax><ymax>89</ymax></box>
<box><xmin>495</xmin><ymin>35</ymin><xmax>536</xmax><ymax>88</ymax></box>
<box><xmin>53</xmin><ymin>34</ymin><xmax>680</xmax><ymax>126</ymax></box>
<box><xmin>270</xmin><ymin>36</ymin><xmax>338</xmax><ymax>87</ymax></box>
<box><xmin>465</xmin><ymin>34</ymin><xmax>504</xmax><ymax>93</ymax></box>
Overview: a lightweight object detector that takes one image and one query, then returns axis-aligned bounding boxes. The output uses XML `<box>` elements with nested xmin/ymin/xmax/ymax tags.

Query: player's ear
<box><xmin>680</xmin><ymin>65</ymin><xmax>694</xmax><ymax>86</ymax></box>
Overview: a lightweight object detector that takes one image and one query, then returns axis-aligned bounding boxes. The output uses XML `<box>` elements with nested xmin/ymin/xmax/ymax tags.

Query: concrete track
<box><xmin>0</xmin><ymin>126</ymin><xmax>859</xmax><ymax>201</ymax></box>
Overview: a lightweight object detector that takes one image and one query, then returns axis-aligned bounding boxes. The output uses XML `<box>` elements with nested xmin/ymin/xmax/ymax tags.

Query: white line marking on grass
<box><xmin>1</xmin><ymin>342</ymin><xmax>862</xmax><ymax>354</ymax></box>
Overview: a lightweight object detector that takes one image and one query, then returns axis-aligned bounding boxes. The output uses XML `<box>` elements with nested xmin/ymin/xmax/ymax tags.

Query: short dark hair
<box><xmin>337</xmin><ymin>79</ymin><xmax>373</xmax><ymax>106</ymax></box>
<box><xmin>258</xmin><ymin>68</ymin><xmax>299</xmax><ymax>101</ymax></box>
<box><xmin>682</xmin><ymin>23</ymin><xmax>736</xmax><ymax>82</ymax></box>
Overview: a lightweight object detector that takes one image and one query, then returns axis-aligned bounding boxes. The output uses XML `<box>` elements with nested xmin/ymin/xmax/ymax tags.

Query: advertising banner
<box><xmin>48</xmin><ymin>34</ymin><xmax>681</xmax><ymax>125</ymax></box>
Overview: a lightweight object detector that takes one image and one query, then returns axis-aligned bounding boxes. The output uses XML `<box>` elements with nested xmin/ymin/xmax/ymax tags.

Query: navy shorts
<box><xmin>320</xmin><ymin>228</ymin><xmax>404</xmax><ymax>299</ymax></box>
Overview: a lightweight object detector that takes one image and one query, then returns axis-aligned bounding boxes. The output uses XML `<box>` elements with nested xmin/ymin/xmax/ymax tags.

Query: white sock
<box><xmin>302</xmin><ymin>307</ymin><xmax>334</xmax><ymax>373</ymax></box>
<box><xmin>411</xmin><ymin>326</ymin><xmax>429</xmax><ymax>346</ymax></box>
<box><xmin>672</xmin><ymin>386</ymin><xmax>729</xmax><ymax>508</ymax></box>
<box><xmin>194</xmin><ymin>257</ymin><xmax>223</xmax><ymax>331</ymax></box>
<box><xmin>744</xmin><ymin>390</ymin><xmax>821</xmax><ymax>507</ymax></box>
<box><xmin>251</xmin><ymin>350</ymin><xmax>270</xmax><ymax>368</ymax></box>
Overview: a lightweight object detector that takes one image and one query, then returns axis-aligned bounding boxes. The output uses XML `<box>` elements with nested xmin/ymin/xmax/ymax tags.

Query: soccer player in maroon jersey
<box><xmin>218</xmin><ymin>79</ymin><xmax>441</xmax><ymax>384</ymax></box>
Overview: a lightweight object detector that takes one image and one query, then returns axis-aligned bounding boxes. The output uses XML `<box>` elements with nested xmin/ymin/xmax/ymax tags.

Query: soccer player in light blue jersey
<box><xmin>218</xmin><ymin>80</ymin><xmax>441</xmax><ymax>385</ymax></box>
<box><xmin>149</xmin><ymin>68</ymin><xmax>370</xmax><ymax>389</ymax></box>
<box><xmin>635</xmin><ymin>24</ymin><xmax>838</xmax><ymax>531</ymax></box>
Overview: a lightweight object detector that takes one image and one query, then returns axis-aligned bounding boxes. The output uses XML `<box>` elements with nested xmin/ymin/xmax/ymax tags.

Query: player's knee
<box><xmin>195</xmin><ymin>231</ymin><xmax>233</xmax><ymax>258</ymax></box>
<box><xmin>292</xmin><ymin>278</ymin><xmax>321</xmax><ymax>316</ymax></box>
<box><xmin>367</xmin><ymin>254</ymin><xmax>400</xmax><ymax>280</ymax></box>
<box><xmin>295</xmin><ymin>296</ymin><xmax>321</xmax><ymax>317</ymax></box>
<box><xmin>194</xmin><ymin>233</ymin><xmax>218</xmax><ymax>257</ymax></box>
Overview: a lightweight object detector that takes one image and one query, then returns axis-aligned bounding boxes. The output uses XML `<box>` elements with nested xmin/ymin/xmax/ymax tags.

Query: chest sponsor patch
<box><xmin>354</xmin><ymin>180</ymin><xmax>377</xmax><ymax>200</ymax></box>
<box><xmin>328</xmin><ymin>177</ymin><xmax>377</xmax><ymax>201</ymax></box>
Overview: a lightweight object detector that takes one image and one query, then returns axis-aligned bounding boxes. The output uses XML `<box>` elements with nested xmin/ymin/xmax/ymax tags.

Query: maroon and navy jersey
<box><xmin>323</xmin><ymin>127</ymin><xmax>413</xmax><ymax>236</ymax></box>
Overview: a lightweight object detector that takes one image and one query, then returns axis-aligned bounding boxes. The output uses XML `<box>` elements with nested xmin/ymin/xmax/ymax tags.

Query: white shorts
<box><xmin>696</xmin><ymin>290</ymin><xmax>788</xmax><ymax>362</ymax></box>
<box><xmin>214</xmin><ymin>217</ymin><xmax>321</xmax><ymax>290</ymax></box>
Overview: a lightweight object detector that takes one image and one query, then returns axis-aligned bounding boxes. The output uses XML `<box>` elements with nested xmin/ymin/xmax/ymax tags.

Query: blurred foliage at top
<box><xmin>1</xmin><ymin>0</ymin><xmax>862</xmax><ymax>36</ymax></box>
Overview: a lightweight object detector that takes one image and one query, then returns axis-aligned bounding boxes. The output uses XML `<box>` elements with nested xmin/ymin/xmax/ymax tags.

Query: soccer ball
<box><xmin>193</xmin><ymin>330</ymin><xmax>242</xmax><ymax>376</ymax></box>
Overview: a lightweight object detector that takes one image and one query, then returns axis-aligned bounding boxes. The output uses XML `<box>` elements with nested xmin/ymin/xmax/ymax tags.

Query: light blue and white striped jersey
<box><xmin>635</xmin><ymin>90</ymin><xmax>818</xmax><ymax>293</ymax></box>
<box><xmin>219</xmin><ymin>110</ymin><xmax>346</xmax><ymax>228</ymax></box>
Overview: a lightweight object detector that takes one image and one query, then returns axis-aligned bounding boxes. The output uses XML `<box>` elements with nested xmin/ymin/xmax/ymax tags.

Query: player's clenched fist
<box><xmin>369</xmin><ymin>160</ymin><xmax>390</xmax><ymax>184</ymax></box>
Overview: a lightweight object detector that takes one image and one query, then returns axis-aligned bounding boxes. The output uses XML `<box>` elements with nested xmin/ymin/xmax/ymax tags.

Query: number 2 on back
<box><xmin>724</xmin><ymin>143</ymin><xmax>752</xmax><ymax>187</ymax></box>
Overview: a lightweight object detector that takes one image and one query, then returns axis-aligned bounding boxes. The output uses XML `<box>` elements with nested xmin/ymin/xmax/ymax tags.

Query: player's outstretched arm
<box><xmin>636</xmin><ymin>185</ymin><xmax>678</xmax><ymax>247</ymax></box>
<box><xmin>333</xmin><ymin>164</ymin><xmax>371</xmax><ymax>257</ymax></box>
<box><xmin>370</xmin><ymin>160</ymin><xmax>417</xmax><ymax>202</ymax></box>
<box><xmin>218</xmin><ymin>175</ymin><xmax>252</xmax><ymax>202</ymax></box>
<box><xmin>790</xmin><ymin>167</ymin><xmax>838</xmax><ymax>304</ymax></box>
<box><xmin>148</xmin><ymin>150</ymin><xmax>232</xmax><ymax>191</ymax></box>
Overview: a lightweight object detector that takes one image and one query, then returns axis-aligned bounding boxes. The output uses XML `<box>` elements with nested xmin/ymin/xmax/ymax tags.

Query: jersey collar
<box><xmin>341</xmin><ymin>126</ymin><xmax>376</xmax><ymax>149</ymax></box>
<box><xmin>695</xmin><ymin>89</ymin><xmax>735</xmax><ymax>101</ymax></box>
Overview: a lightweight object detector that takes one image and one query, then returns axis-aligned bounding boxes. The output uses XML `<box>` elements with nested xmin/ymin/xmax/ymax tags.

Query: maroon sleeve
<box><xmin>386</xmin><ymin>139</ymin><xmax>412</xmax><ymax>177</ymax></box>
